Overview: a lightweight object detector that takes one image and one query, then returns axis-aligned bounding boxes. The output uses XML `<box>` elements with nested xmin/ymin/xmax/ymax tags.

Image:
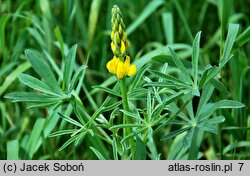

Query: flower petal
<box><xmin>127</xmin><ymin>64</ymin><xmax>136</xmax><ymax>76</ymax></box>
<box><xmin>116</xmin><ymin>61</ymin><xmax>126</xmax><ymax>79</ymax></box>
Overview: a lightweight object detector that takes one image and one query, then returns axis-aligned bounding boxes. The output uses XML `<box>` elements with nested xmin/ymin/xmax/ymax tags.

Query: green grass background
<box><xmin>0</xmin><ymin>0</ymin><xmax>250</xmax><ymax>159</ymax></box>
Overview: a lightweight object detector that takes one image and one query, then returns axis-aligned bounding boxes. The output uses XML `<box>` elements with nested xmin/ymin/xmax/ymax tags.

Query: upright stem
<box><xmin>119</xmin><ymin>78</ymin><xmax>135</xmax><ymax>158</ymax></box>
<box><xmin>120</xmin><ymin>79</ymin><xmax>130</xmax><ymax>115</ymax></box>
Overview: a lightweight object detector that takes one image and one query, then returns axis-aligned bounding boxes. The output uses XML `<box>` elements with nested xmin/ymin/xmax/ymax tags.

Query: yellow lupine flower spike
<box><xmin>106</xmin><ymin>5</ymin><xmax>136</xmax><ymax>79</ymax></box>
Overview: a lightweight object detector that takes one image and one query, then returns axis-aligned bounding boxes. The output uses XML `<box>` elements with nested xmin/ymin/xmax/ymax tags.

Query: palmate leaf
<box><xmin>26</xmin><ymin>102</ymin><xmax>60</xmax><ymax>109</ymax></box>
<box><xmin>198</xmin><ymin>100</ymin><xmax>245</xmax><ymax>121</ymax></box>
<box><xmin>144</xmin><ymin>82</ymin><xmax>178</xmax><ymax>88</ymax></box>
<box><xmin>198</xmin><ymin>123</ymin><xmax>218</xmax><ymax>134</ymax></box>
<box><xmin>92</xmin><ymin>85</ymin><xmax>121</xmax><ymax>97</ymax></box>
<box><xmin>68</xmin><ymin>65</ymin><xmax>87</xmax><ymax>92</ymax></box>
<box><xmin>128</xmin><ymin>87</ymin><xmax>148</xmax><ymax>100</ymax></box>
<box><xmin>200</xmin><ymin>24</ymin><xmax>239</xmax><ymax>87</ymax></box>
<box><xmin>90</xmin><ymin>147</ymin><xmax>106</xmax><ymax>160</ymax></box>
<box><xmin>130</xmin><ymin>64</ymin><xmax>151</xmax><ymax>90</ymax></box>
<box><xmin>59</xmin><ymin>134</ymin><xmax>79</xmax><ymax>151</ymax></box>
<box><xmin>198</xmin><ymin>116</ymin><xmax>225</xmax><ymax>134</ymax></box>
<box><xmin>168</xmin><ymin>46</ymin><xmax>193</xmax><ymax>84</ymax></box>
<box><xmin>144</xmin><ymin>82</ymin><xmax>191</xmax><ymax>90</ymax></box>
<box><xmin>25</xmin><ymin>49</ymin><xmax>63</xmax><ymax>94</ymax></box>
<box><xmin>148</xmin><ymin>69</ymin><xmax>187</xmax><ymax>85</ymax></box>
<box><xmin>120</xmin><ymin>109</ymin><xmax>144</xmax><ymax>122</ymax></box>
<box><xmin>48</xmin><ymin>128</ymin><xmax>77</xmax><ymax>138</ymax></box>
<box><xmin>152</xmin><ymin>91</ymin><xmax>184</xmax><ymax>120</ymax></box>
<box><xmin>58</xmin><ymin>113</ymin><xmax>83</xmax><ymax>128</ymax></box>
<box><xmin>18</xmin><ymin>73</ymin><xmax>61</xmax><ymax>96</ymax></box>
<box><xmin>161</xmin><ymin>126</ymin><xmax>191</xmax><ymax>141</ymax></box>
<box><xmin>109</xmin><ymin>124</ymin><xmax>143</xmax><ymax>131</ymax></box>
<box><xmin>192</xmin><ymin>31</ymin><xmax>201</xmax><ymax>87</ymax></box>
<box><xmin>168</xmin><ymin>128</ymin><xmax>193</xmax><ymax>159</ymax></box>
<box><xmin>196</xmin><ymin>83</ymin><xmax>214</xmax><ymax>118</ymax></box>
<box><xmin>210</xmin><ymin>78</ymin><xmax>229</xmax><ymax>96</ymax></box>
<box><xmin>4</xmin><ymin>92</ymin><xmax>60</xmax><ymax>103</ymax></box>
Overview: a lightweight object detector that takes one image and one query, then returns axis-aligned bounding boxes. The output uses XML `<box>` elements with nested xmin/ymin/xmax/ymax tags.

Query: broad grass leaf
<box><xmin>223</xmin><ymin>141</ymin><xmax>250</xmax><ymax>155</ymax></box>
<box><xmin>26</xmin><ymin>118</ymin><xmax>46</xmax><ymax>159</ymax></box>
<box><xmin>126</xmin><ymin>0</ymin><xmax>164</xmax><ymax>35</ymax></box>
<box><xmin>134</xmin><ymin>134</ymin><xmax>146</xmax><ymax>160</ymax></box>
<box><xmin>235</xmin><ymin>26</ymin><xmax>250</xmax><ymax>48</ymax></box>
<box><xmin>7</xmin><ymin>139</ymin><xmax>19</xmax><ymax>160</ymax></box>
<box><xmin>162</xmin><ymin>12</ymin><xmax>174</xmax><ymax>44</ymax></box>
<box><xmin>0</xmin><ymin>61</ymin><xmax>31</xmax><ymax>96</ymax></box>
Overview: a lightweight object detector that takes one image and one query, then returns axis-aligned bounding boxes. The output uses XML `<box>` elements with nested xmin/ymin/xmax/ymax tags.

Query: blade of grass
<box><xmin>172</xmin><ymin>0</ymin><xmax>193</xmax><ymax>43</ymax></box>
<box><xmin>26</xmin><ymin>118</ymin><xmax>46</xmax><ymax>159</ymax></box>
<box><xmin>162</xmin><ymin>12</ymin><xmax>174</xmax><ymax>44</ymax></box>
<box><xmin>87</xmin><ymin>0</ymin><xmax>102</xmax><ymax>51</ymax></box>
<box><xmin>0</xmin><ymin>61</ymin><xmax>31</xmax><ymax>96</ymax></box>
<box><xmin>7</xmin><ymin>139</ymin><xmax>19</xmax><ymax>160</ymax></box>
<box><xmin>126</xmin><ymin>0</ymin><xmax>164</xmax><ymax>35</ymax></box>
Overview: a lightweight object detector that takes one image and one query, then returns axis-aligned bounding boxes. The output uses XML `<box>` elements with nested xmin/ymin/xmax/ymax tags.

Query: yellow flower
<box><xmin>124</xmin><ymin>55</ymin><xmax>136</xmax><ymax>77</ymax></box>
<box><xmin>128</xmin><ymin>65</ymin><xmax>136</xmax><ymax>76</ymax></box>
<box><xmin>114</xmin><ymin>55</ymin><xmax>136</xmax><ymax>79</ymax></box>
<box><xmin>107</xmin><ymin>5</ymin><xmax>137</xmax><ymax>79</ymax></box>
<box><xmin>106</xmin><ymin>56</ymin><xmax>119</xmax><ymax>74</ymax></box>
<box><xmin>116</xmin><ymin>61</ymin><xmax>126</xmax><ymax>79</ymax></box>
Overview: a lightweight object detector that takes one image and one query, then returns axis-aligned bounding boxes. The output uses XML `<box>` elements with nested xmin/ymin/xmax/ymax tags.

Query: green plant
<box><xmin>1</xmin><ymin>1</ymin><xmax>250</xmax><ymax>160</ymax></box>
